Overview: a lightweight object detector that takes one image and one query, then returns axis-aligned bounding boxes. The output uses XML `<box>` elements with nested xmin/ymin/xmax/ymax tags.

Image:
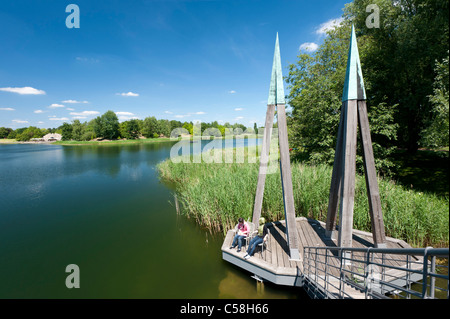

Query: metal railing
<box><xmin>302</xmin><ymin>246</ymin><xmax>449</xmax><ymax>299</ymax></box>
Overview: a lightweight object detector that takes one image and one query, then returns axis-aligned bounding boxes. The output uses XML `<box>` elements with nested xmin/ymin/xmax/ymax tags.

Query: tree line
<box><xmin>0</xmin><ymin>110</ymin><xmax>253</xmax><ymax>141</ymax></box>
<box><xmin>286</xmin><ymin>0</ymin><xmax>449</xmax><ymax>176</ymax></box>
<box><xmin>0</xmin><ymin>126</ymin><xmax>58</xmax><ymax>141</ymax></box>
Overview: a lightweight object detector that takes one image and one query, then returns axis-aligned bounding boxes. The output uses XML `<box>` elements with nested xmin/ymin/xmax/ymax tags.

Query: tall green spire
<box><xmin>268</xmin><ymin>33</ymin><xmax>286</xmax><ymax>105</ymax></box>
<box><xmin>342</xmin><ymin>25</ymin><xmax>366</xmax><ymax>102</ymax></box>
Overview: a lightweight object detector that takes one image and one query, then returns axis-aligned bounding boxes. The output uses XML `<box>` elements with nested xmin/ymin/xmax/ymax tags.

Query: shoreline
<box><xmin>1</xmin><ymin>134</ymin><xmax>263</xmax><ymax>146</ymax></box>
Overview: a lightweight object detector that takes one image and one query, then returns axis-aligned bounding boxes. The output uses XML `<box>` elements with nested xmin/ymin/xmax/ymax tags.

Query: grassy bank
<box><xmin>0</xmin><ymin>139</ymin><xmax>18</xmax><ymax>144</ymax></box>
<box><xmin>158</xmin><ymin>148</ymin><xmax>449</xmax><ymax>248</ymax></box>
<box><xmin>52</xmin><ymin>137</ymin><xmax>177</xmax><ymax>146</ymax></box>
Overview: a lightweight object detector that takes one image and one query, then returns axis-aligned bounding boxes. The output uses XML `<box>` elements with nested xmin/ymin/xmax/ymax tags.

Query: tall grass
<box><xmin>157</xmin><ymin>147</ymin><xmax>449</xmax><ymax>247</ymax></box>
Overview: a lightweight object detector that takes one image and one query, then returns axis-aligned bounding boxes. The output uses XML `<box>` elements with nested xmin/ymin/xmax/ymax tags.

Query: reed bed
<box><xmin>157</xmin><ymin>147</ymin><xmax>449</xmax><ymax>247</ymax></box>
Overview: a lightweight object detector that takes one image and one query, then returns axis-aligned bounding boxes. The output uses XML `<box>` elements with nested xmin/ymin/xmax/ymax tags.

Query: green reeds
<box><xmin>157</xmin><ymin>147</ymin><xmax>449</xmax><ymax>247</ymax></box>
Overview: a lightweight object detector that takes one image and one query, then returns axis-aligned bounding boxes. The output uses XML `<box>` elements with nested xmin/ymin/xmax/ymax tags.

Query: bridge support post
<box><xmin>252</xmin><ymin>33</ymin><xmax>300</xmax><ymax>260</ymax></box>
<box><xmin>325</xmin><ymin>25</ymin><xmax>386</xmax><ymax>248</ymax></box>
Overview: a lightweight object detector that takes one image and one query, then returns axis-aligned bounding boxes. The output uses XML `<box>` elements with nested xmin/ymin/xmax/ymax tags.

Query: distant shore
<box><xmin>1</xmin><ymin>134</ymin><xmax>263</xmax><ymax>146</ymax></box>
<box><xmin>0</xmin><ymin>137</ymin><xmax>179</xmax><ymax>146</ymax></box>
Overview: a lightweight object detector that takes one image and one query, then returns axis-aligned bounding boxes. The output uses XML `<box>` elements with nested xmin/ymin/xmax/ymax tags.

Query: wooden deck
<box><xmin>221</xmin><ymin>217</ymin><xmax>422</xmax><ymax>298</ymax></box>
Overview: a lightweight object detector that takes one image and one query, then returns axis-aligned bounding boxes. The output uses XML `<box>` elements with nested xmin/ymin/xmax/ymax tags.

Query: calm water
<box><xmin>0</xmin><ymin>140</ymin><xmax>307</xmax><ymax>298</ymax></box>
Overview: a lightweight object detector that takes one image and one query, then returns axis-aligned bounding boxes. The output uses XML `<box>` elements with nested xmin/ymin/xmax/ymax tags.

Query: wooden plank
<box><xmin>326</xmin><ymin>104</ymin><xmax>346</xmax><ymax>238</ymax></box>
<box><xmin>252</xmin><ymin>104</ymin><xmax>276</xmax><ymax>226</ymax></box>
<box><xmin>300</xmin><ymin>221</ymin><xmax>328</xmax><ymax>274</ymax></box>
<box><xmin>277</xmin><ymin>222</ymin><xmax>291</xmax><ymax>268</ymax></box>
<box><xmin>269</xmin><ymin>225</ymin><xmax>278</xmax><ymax>267</ymax></box>
<box><xmin>338</xmin><ymin>100</ymin><xmax>358</xmax><ymax>249</ymax></box>
<box><xmin>296</xmin><ymin>220</ymin><xmax>308</xmax><ymax>261</ymax></box>
<box><xmin>275</xmin><ymin>222</ymin><xmax>291</xmax><ymax>268</ymax></box>
<box><xmin>309</xmin><ymin>221</ymin><xmax>341</xmax><ymax>276</ymax></box>
<box><xmin>274</xmin><ymin>224</ymin><xmax>285</xmax><ymax>268</ymax></box>
<box><xmin>262</xmin><ymin>223</ymin><xmax>273</xmax><ymax>264</ymax></box>
<box><xmin>269</xmin><ymin>222</ymin><xmax>284</xmax><ymax>268</ymax></box>
<box><xmin>277</xmin><ymin>104</ymin><xmax>300</xmax><ymax>260</ymax></box>
<box><xmin>357</xmin><ymin>100</ymin><xmax>386</xmax><ymax>247</ymax></box>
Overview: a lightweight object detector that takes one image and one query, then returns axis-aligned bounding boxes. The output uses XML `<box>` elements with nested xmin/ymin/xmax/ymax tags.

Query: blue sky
<box><xmin>0</xmin><ymin>0</ymin><xmax>350</xmax><ymax>129</ymax></box>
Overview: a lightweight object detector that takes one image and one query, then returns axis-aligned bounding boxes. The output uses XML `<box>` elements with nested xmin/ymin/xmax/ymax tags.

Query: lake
<box><xmin>0</xmin><ymin>140</ymin><xmax>308</xmax><ymax>298</ymax></box>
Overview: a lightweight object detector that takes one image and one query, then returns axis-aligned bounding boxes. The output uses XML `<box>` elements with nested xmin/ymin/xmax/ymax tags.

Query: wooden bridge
<box><xmin>221</xmin><ymin>28</ymin><xmax>449</xmax><ymax>299</ymax></box>
<box><xmin>221</xmin><ymin>217</ymin><xmax>444</xmax><ymax>299</ymax></box>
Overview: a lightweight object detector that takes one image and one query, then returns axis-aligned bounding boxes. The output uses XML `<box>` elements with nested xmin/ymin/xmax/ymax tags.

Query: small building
<box><xmin>43</xmin><ymin>133</ymin><xmax>62</xmax><ymax>142</ymax></box>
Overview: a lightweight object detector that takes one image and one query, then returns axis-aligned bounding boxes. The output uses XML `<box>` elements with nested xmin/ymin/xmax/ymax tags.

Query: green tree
<box><xmin>157</xmin><ymin>119</ymin><xmax>171</xmax><ymax>137</ymax></box>
<box><xmin>217</xmin><ymin>124</ymin><xmax>225</xmax><ymax>136</ymax></box>
<box><xmin>142</xmin><ymin>116</ymin><xmax>158</xmax><ymax>138</ymax></box>
<box><xmin>15</xmin><ymin>126</ymin><xmax>45</xmax><ymax>141</ymax></box>
<box><xmin>61</xmin><ymin>123</ymin><xmax>73</xmax><ymax>141</ymax></box>
<box><xmin>420</xmin><ymin>53</ymin><xmax>449</xmax><ymax>148</ymax></box>
<box><xmin>286</xmin><ymin>21</ymin><xmax>398</xmax><ymax>175</ymax></box>
<box><xmin>121</xmin><ymin>119</ymin><xmax>141</xmax><ymax>139</ymax></box>
<box><xmin>71</xmin><ymin>120</ymin><xmax>85</xmax><ymax>141</ymax></box>
<box><xmin>182</xmin><ymin>122</ymin><xmax>193</xmax><ymax>135</ymax></box>
<box><xmin>170</xmin><ymin>120</ymin><xmax>183</xmax><ymax>132</ymax></box>
<box><xmin>0</xmin><ymin>127</ymin><xmax>12</xmax><ymax>139</ymax></box>
<box><xmin>93</xmin><ymin>116</ymin><xmax>103</xmax><ymax>139</ymax></box>
<box><xmin>100</xmin><ymin>110</ymin><xmax>120</xmax><ymax>140</ymax></box>
<box><xmin>344</xmin><ymin>0</ymin><xmax>449</xmax><ymax>152</ymax></box>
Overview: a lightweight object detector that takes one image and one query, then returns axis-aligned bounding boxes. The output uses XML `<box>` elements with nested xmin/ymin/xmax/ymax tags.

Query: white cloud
<box><xmin>234</xmin><ymin>108</ymin><xmax>244</xmax><ymax>111</ymax></box>
<box><xmin>72</xmin><ymin>116</ymin><xmax>87</xmax><ymax>119</ymax></box>
<box><xmin>228</xmin><ymin>90</ymin><xmax>236</xmax><ymax>94</ymax></box>
<box><xmin>115</xmin><ymin>111</ymin><xmax>135</xmax><ymax>116</ymax></box>
<box><xmin>115</xmin><ymin>112</ymin><xmax>139</xmax><ymax>120</ymax></box>
<box><xmin>48</xmin><ymin>103</ymin><xmax>65</xmax><ymax>108</ymax></box>
<box><xmin>164</xmin><ymin>111</ymin><xmax>173</xmax><ymax>114</ymax></box>
<box><xmin>118</xmin><ymin>115</ymin><xmax>139</xmax><ymax>121</ymax></box>
<box><xmin>234</xmin><ymin>116</ymin><xmax>244</xmax><ymax>121</ymax></box>
<box><xmin>66</xmin><ymin>108</ymin><xmax>75</xmax><ymax>111</ymax></box>
<box><xmin>173</xmin><ymin>111</ymin><xmax>205</xmax><ymax>118</ymax></box>
<box><xmin>299</xmin><ymin>42</ymin><xmax>319</xmax><ymax>52</ymax></box>
<box><xmin>0</xmin><ymin>107</ymin><xmax>15</xmax><ymax>111</ymax></box>
<box><xmin>0</xmin><ymin>87</ymin><xmax>46</xmax><ymax>95</ymax></box>
<box><xmin>116</xmin><ymin>92</ymin><xmax>139</xmax><ymax>97</ymax></box>
<box><xmin>12</xmin><ymin>119</ymin><xmax>29</xmax><ymax>124</ymax></box>
<box><xmin>34</xmin><ymin>110</ymin><xmax>45</xmax><ymax>113</ymax></box>
<box><xmin>316</xmin><ymin>18</ymin><xmax>343</xmax><ymax>35</ymax></box>
<box><xmin>70</xmin><ymin>111</ymin><xmax>100</xmax><ymax>116</ymax></box>
<box><xmin>62</xmin><ymin>100</ymin><xmax>89</xmax><ymax>104</ymax></box>
<box><xmin>49</xmin><ymin>117</ymin><xmax>69</xmax><ymax>121</ymax></box>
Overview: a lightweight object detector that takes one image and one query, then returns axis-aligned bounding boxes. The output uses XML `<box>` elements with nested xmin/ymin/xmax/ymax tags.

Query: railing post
<box><xmin>324</xmin><ymin>248</ymin><xmax>329</xmax><ymax>293</ymax></box>
<box><xmin>406</xmin><ymin>254</ymin><xmax>411</xmax><ymax>299</ymax></box>
<box><xmin>364</xmin><ymin>247</ymin><xmax>372</xmax><ymax>299</ymax></box>
<box><xmin>430</xmin><ymin>254</ymin><xmax>436</xmax><ymax>299</ymax></box>
<box><xmin>339</xmin><ymin>248</ymin><xmax>344</xmax><ymax>298</ymax></box>
<box><xmin>314</xmin><ymin>248</ymin><xmax>318</xmax><ymax>285</ymax></box>
<box><xmin>422</xmin><ymin>247</ymin><xmax>431</xmax><ymax>298</ymax></box>
<box><xmin>381</xmin><ymin>251</ymin><xmax>385</xmax><ymax>296</ymax></box>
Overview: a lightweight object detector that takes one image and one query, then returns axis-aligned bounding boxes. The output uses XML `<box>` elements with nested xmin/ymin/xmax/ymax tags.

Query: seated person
<box><xmin>244</xmin><ymin>217</ymin><xmax>268</xmax><ymax>259</ymax></box>
<box><xmin>229</xmin><ymin>217</ymin><xmax>249</xmax><ymax>252</ymax></box>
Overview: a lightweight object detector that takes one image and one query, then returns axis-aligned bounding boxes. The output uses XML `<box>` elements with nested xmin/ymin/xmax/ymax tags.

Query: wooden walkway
<box><xmin>221</xmin><ymin>217</ymin><xmax>422</xmax><ymax>298</ymax></box>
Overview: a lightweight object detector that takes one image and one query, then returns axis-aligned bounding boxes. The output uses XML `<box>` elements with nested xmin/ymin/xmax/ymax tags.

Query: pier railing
<box><xmin>302</xmin><ymin>246</ymin><xmax>449</xmax><ymax>299</ymax></box>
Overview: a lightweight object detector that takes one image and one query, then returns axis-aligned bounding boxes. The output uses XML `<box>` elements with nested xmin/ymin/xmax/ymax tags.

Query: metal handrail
<box><xmin>302</xmin><ymin>246</ymin><xmax>449</xmax><ymax>299</ymax></box>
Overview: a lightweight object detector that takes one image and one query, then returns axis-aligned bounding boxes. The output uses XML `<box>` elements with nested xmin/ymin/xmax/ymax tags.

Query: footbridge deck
<box><xmin>221</xmin><ymin>217</ymin><xmax>448</xmax><ymax>299</ymax></box>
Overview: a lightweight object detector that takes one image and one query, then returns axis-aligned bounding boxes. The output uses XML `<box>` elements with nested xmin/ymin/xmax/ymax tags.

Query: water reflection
<box><xmin>0</xmin><ymin>139</ymin><xmax>307</xmax><ymax>299</ymax></box>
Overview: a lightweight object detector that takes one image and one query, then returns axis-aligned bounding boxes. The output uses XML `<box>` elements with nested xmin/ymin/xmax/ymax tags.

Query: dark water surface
<box><xmin>0</xmin><ymin>141</ymin><xmax>307</xmax><ymax>298</ymax></box>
